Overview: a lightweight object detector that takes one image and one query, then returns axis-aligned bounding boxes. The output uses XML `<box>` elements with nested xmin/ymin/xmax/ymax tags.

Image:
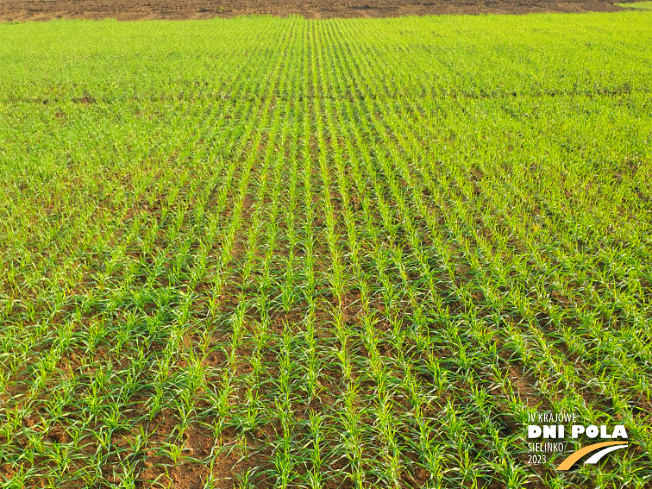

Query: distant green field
<box><xmin>618</xmin><ymin>2</ymin><xmax>652</xmax><ymax>9</ymax></box>
<box><xmin>0</xmin><ymin>11</ymin><xmax>651</xmax><ymax>489</ymax></box>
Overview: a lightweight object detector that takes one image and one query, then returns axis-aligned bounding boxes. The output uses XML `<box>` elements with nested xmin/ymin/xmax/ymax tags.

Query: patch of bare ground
<box><xmin>0</xmin><ymin>0</ymin><xmax>628</xmax><ymax>23</ymax></box>
<box><xmin>138</xmin><ymin>418</ymin><xmax>272</xmax><ymax>488</ymax></box>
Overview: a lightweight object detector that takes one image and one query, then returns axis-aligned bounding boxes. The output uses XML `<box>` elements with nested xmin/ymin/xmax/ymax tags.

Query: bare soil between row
<box><xmin>0</xmin><ymin>0</ymin><xmax>632</xmax><ymax>22</ymax></box>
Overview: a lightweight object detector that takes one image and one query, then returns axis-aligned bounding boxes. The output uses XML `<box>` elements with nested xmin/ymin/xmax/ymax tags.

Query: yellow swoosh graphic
<box><xmin>557</xmin><ymin>442</ymin><xmax>628</xmax><ymax>471</ymax></box>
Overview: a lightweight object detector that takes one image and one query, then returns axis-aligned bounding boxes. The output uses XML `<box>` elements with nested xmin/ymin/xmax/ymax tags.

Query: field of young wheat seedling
<box><xmin>0</xmin><ymin>10</ymin><xmax>651</xmax><ymax>489</ymax></box>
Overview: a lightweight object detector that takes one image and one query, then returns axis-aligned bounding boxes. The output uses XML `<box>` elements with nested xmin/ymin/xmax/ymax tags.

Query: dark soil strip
<box><xmin>0</xmin><ymin>0</ymin><xmax>631</xmax><ymax>23</ymax></box>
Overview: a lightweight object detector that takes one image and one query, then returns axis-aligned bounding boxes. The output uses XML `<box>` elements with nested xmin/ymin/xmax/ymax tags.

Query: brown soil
<box><xmin>0</xmin><ymin>0</ymin><xmax>630</xmax><ymax>22</ymax></box>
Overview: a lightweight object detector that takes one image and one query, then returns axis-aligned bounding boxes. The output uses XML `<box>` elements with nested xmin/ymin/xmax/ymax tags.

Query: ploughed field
<box><xmin>0</xmin><ymin>0</ymin><xmax>631</xmax><ymax>21</ymax></box>
<box><xmin>1</xmin><ymin>11</ymin><xmax>652</xmax><ymax>489</ymax></box>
